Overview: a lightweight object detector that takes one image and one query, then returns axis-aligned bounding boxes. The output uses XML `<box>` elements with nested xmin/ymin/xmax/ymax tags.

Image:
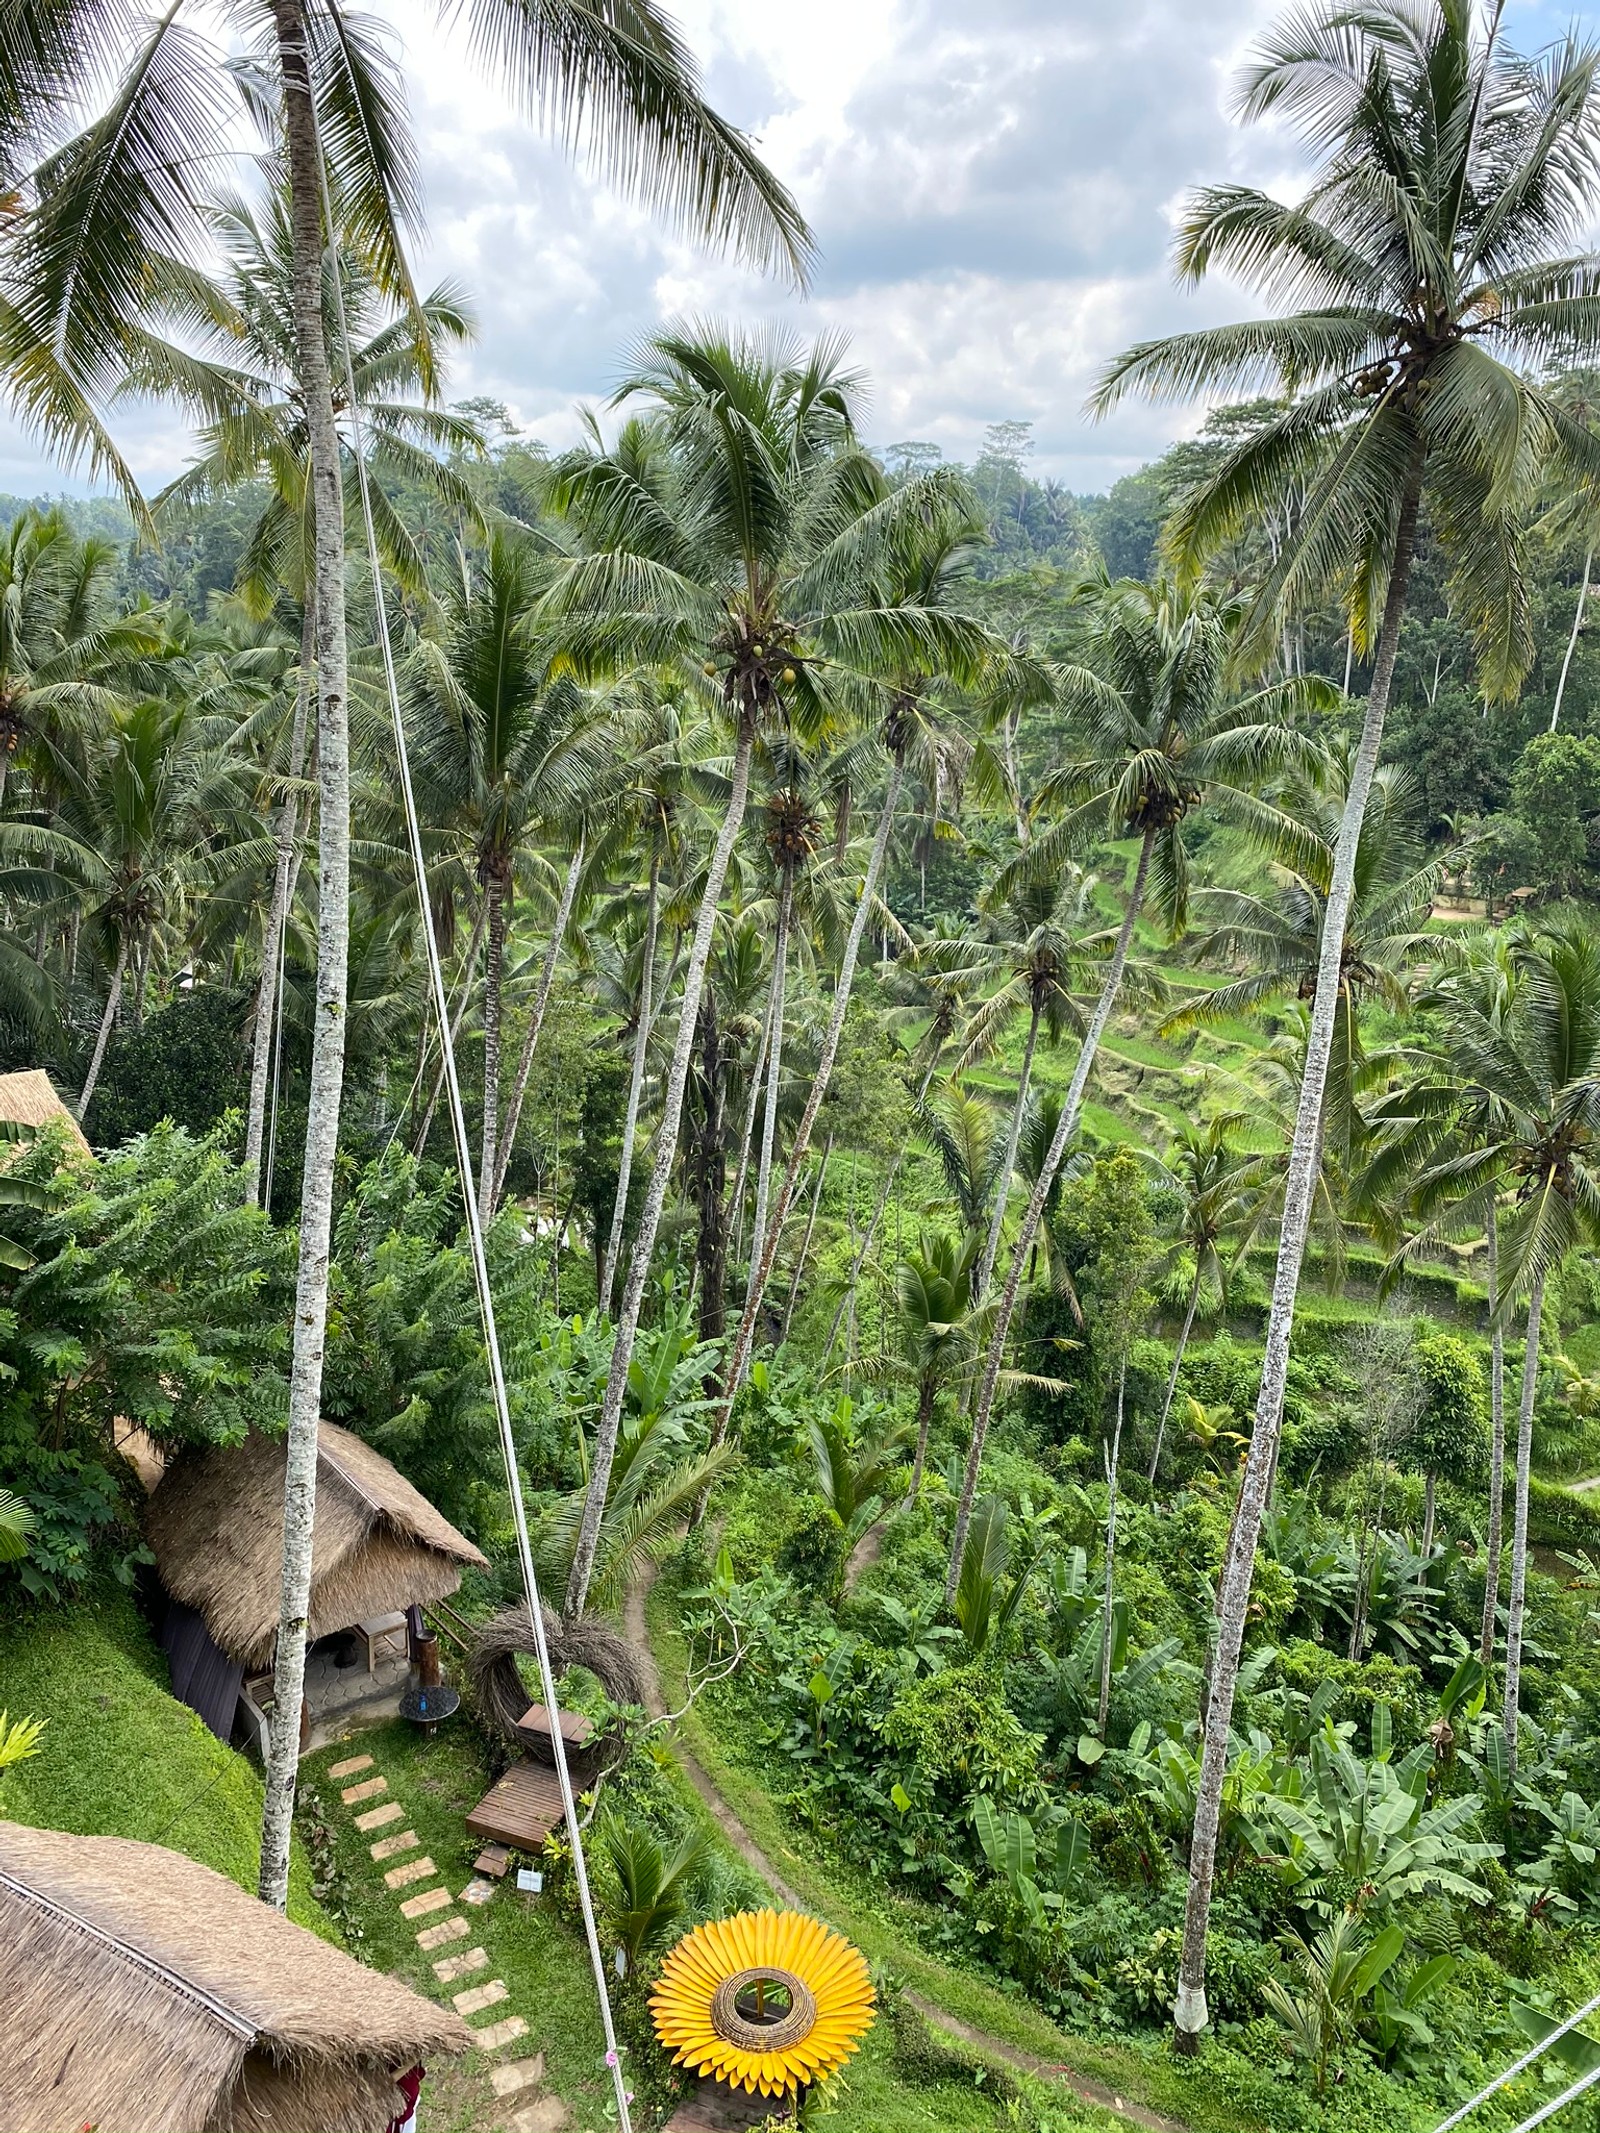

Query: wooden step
<box><xmin>465</xmin><ymin>1759</ymin><xmax>566</xmax><ymax>1851</ymax></box>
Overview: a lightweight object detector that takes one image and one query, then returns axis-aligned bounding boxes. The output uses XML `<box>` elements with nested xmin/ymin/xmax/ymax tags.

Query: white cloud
<box><xmin>0</xmin><ymin>0</ymin><xmax>1315</xmax><ymax>497</ymax></box>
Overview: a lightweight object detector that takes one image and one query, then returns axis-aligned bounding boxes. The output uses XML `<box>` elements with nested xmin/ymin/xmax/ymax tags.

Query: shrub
<box><xmin>1277</xmin><ymin>1640</ymin><xmax>1426</xmax><ymax>1742</ymax></box>
<box><xmin>882</xmin><ymin>1663</ymin><xmax>1042</xmax><ymax>1809</ymax></box>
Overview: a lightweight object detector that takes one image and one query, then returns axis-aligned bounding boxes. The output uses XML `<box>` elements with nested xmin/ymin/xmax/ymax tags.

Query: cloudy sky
<box><xmin>1</xmin><ymin>0</ymin><xmax>1586</xmax><ymax>498</ymax></box>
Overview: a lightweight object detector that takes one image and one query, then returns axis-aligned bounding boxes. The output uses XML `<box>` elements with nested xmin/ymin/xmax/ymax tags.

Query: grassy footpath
<box><xmin>0</xmin><ymin>1588</ymin><xmax>327</xmax><ymax>1930</ymax></box>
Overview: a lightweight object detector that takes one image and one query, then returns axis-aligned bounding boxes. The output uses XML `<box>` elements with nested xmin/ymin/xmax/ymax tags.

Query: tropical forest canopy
<box><xmin>13</xmin><ymin>4</ymin><xmax>1600</xmax><ymax>2131</ymax></box>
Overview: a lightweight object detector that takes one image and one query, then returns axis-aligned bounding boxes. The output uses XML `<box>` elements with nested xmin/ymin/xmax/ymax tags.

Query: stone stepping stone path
<box><xmin>417</xmin><ymin>1915</ymin><xmax>469</xmax><ymax>1950</ymax></box>
<box><xmin>385</xmin><ymin>1855</ymin><xmax>438</xmax><ymax>1890</ymax></box>
<box><xmin>330</xmin><ymin>1749</ymin><xmax>572</xmax><ymax>2130</ymax></box>
<box><xmin>453</xmin><ymin>1979</ymin><xmax>509</xmax><ymax>2017</ymax></box>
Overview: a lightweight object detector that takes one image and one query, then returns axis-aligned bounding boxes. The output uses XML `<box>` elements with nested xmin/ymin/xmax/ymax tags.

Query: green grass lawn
<box><xmin>0</xmin><ymin>1587</ymin><xmax>327</xmax><ymax>1930</ymax></box>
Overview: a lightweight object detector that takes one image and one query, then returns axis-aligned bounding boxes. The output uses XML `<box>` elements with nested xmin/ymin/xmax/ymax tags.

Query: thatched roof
<box><xmin>0</xmin><ymin>1068</ymin><xmax>90</xmax><ymax>1158</ymax></box>
<box><xmin>0</xmin><ymin>1820</ymin><xmax>469</xmax><ymax>2133</ymax></box>
<box><xmin>146</xmin><ymin>1421</ymin><xmax>488</xmax><ymax>1671</ymax></box>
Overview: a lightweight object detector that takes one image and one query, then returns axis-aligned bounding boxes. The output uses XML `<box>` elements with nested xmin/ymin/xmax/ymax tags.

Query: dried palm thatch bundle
<box><xmin>466</xmin><ymin>1604</ymin><xmax>645</xmax><ymax>1761</ymax></box>
<box><xmin>146</xmin><ymin>1421</ymin><xmax>487</xmax><ymax>1670</ymax></box>
<box><xmin>0</xmin><ymin>1821</ymin><xmax>468</xmax><ymax>2133</ymax></box>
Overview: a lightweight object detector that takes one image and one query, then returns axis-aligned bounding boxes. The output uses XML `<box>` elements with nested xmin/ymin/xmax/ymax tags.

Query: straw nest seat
<box><xmin>0</xmin><ymin>1820</ymin><xmax>469</xmax><ymax>2133</ymax></box>
<box><xmin>465</xmin><ymin>1604</ymin><xmax>645</xmax><ymax>1762</ymax></box>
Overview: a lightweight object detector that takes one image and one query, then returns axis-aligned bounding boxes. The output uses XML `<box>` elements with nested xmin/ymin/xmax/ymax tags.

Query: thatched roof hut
<box><xmin>146</xmin><ymin>1421</ymin><xmax>488</xmax><ymax>1674</ymax></box>
<box><xmin>0</xmin><ymin>1067</ymin><xmax>90</xmax><ymax>1158</ymax></box>
<box><xmin>0</xmin><ymin>1820</ymin><xmax>470</xmax><ymax>2132</ymax></box>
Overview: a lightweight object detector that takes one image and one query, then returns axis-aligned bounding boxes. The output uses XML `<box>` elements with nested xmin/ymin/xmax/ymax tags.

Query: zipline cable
<box><xmin>315</xmin><ymin>155</ymin><xmax>634</xmax><ymax>2133</ymax></box>
<box><xmin>1431</xmin><ymin>1987</ymin><xmax>1600</xmax><ymax>2130</ymax></box>
<box><xmin>1508</xmin><ymin>2061</ymin><xmax>1600</xmax><ymax>2133</ymax></box>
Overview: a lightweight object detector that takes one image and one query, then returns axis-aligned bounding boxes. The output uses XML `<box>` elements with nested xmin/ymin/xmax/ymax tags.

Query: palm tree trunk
<box><xmin>1148</xmin><ymin>1266</ymin><xmax>1203</xmax><ymax>1483</ymax></box>
<box><xmin>490</xmin><ymin>838</ymin><xmax>584</xmax><ymax>1210</ymax></box>
<box><xmin>477</xmin><ymin>871</ymin><xmax>507</xmax><ymax>1218</ymax></box>
<box><xmin>690</xmin><ymin>987</ymin><xmax>728</xmax><ymax>1355</ymax></box>
<box><xmin>1172</xmin><ymin>448</ymin><xmax>1424</xmax><ymax>2050</ymax></box>
<box><xmin>244</xmin><ymin>600</ymin><xmax>313</xmax><ymax>1206</ymax></box>
<box><xmin>910</xmin><ymin>1374</ymin><xmax>937</xmax><ymax>1500</ymax></box>
<box><xmin>415</xmin><ymin>897</ymin><xmax>487</xmax><ymax>1158</ymax></box>
<box><xmin>718</xmin><ymin>757</ymin><xmax>905</xmax><ymax>1417</ymax></box>
<box><xmin>978</xmin><ymin>998</ymin><xmax>1041</xmax><ymax>1297</ymax></box>
<box><xmin>1504</xmin><ymin>1269</ymin><xmax>1546</xmax><ymax>1776</ymax></box>
<box><xmin>1480</xmin><ymin>1201</ymin><xmax>1507</xmax><ymax>1668</ymax></box>
<box><xmin>822</xmin><ymin>1058</ymin><xmax>939</xmax><ymax>1364</ymax></box>
<box><xmin>259</xmin><ymin>0</ymin><xmax>353</xmax><ymax>1914</ymax></box>
<box><xmin>726</xmin><ymin>976</ymin><xmax>773</xmax><ymax>1267</ymax></box>
<box><xmin>747</xmin><ymin>864</ymin><xmax>793</xmax><ymax>1292</ymax></box>
<box><xmin>1551</xmin><ymin>547</ymin><xmax>1592</xmax><ymax>733</ymax></box>
<box><xmin>601</xmin><ymin>854</ymin><xmax>658</xmax><ymax>1317</ymax></box>
<box><xmin>77</xmin><ymin>937</ymin><xmax>127</xmax><ymax>1120</ymax></box>
<box><xmin>778</xmin><ymin>1133</ymin><xmax>831</xmax><ymax>1346</ymax></box>
<box><xmin>564</xmin><ymin>720</ymin><xmax>755</xmax><ymax>1620</ymax></box>
<box><xmin>946</xmin><ymin>827</ymin><xmax>1156</xmax><ymax>1605</ymax></box>
<box><xmin>1097</xmin><ymin>1360</ymin><xmax>1126</xmax><ymax>1738</ymax></box>
<box><xmin>1421</xmin><ymin>1470</ymin><xmax>1437</xmax><ymax>1563</ymax></box>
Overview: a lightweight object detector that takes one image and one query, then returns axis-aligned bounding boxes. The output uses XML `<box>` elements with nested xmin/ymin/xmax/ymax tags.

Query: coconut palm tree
<box><xmin>956</xmin><ymin>870</ymin><xmax>1094</xmax><ymax>1298</ymax></box>
<box><xmin>0</xmin><ymin>509</ymin><xmax>158</xmax><ymax>813</ymax></box>
<box><xmin>892</xmin><ymin>1230</ymin><xmax>981</xmax><ymax>1498</ymax></box>
<box><xmin>141</xmin><ymin>188</ymin><xmax>487</xmax><ymax>1205</ymax></box>
<box><xmin>1389</xmin><ymin>918</ymin><xmax>1600</xmax><ymax>1771</ymax></box>
<box><xmin>1145</xmin><ymin>1114</ymin><xmax>1264</xmax><ymax>1480</ymax></box>
<box><xmin>717</xmin><ymin>488</ymin><xmax>1009</xmax><ymax>1412</ymax></box>
<box><xmin>2</xmin><ymin>0</ymin><xmax>810</xmax><ymax>1918</ymax></box>
<box><xmin>46</xmin><ymin>697</ymin><xmax>267</xmax><ymax>1116</ymax></box>
<box><xmin>946</xmin><ymin>576</ymin><xmax>1323</xmax><ymax>1604</ymax></box>
<box><xmin>407</xmin><ymin>529</ymin><xmax>615</xmax><ymax>1216</ymax></box>
<box><xmin>1092</xmin><ymin>0</ymin><xmax>1600</xmax><ymax>2041</ymax></box>
<box><xmin>547</xmin><ymin>327</ymin><xmax>999</xmax><ymax>1621</ymax></box>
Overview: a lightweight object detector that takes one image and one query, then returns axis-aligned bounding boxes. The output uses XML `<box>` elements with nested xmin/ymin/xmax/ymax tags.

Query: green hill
<box><xmin>0</xmin><ymin>1587</ymin><xmax>330</xmax><ymax>1932</ymax></box>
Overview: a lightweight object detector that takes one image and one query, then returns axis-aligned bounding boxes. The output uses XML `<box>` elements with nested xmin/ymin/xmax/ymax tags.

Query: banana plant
<box><xmin>970</xmin><ymin>1793</ymin><xmax>1089</xmax><ymax>1932</ymax></box>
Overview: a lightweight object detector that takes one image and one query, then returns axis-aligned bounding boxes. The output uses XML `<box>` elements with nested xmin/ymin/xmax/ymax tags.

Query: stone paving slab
<box><xmin>473</xmin><ymin>2015</ymin><xmax>527</xmax><ymax>2052</ymax></box>
<box><xmin>329</xmin><ymin>1754</ymin><xmax>374</xmax><ymax>1780</ymax></box>
<box><xmin>342</xmin><ymin>1775</ymin><xmax>388</xmax><ymax>1805</ymax></box>
<box><xmin>433</xmin><ymin>1947</ymin><xmax>488</xmax><ymax>1984</ymax></box>
<box><xmin>385</xmin><ymin>1856</ymin><xmax>437</xmax><ymax>1890</ymax></box>
<box><xmin>459</xmin><ymin>1877</ymin><xmax>496</xmax><ymax>1907</ymax></box>
<box><xmin>416</xmin><ymin>1915</ymin><xmax>469</xmax><ymax>1950</ymax></box>
<box><xmin>489</xmin><ymin>2056</ymin><xmax>544</xmax><ymax>2099</ymax></box>
<box><xmin>400</xmin><ymin>1886</ymin><xmax>452</xmax><ymax>1919</ymax></box>
<box><xmin>453</xmin><ymin>1979</ymin><xmax>509</xmax><ymax>2017</ymax></box>
<box><xmin>371</xmin><ymin>1830</ymin><xmax>419</xmax><ymax>1862</ymax></box>
<box><xmin>510</xmin><ymin>2099</ymin><xmax>571</xmax><ymax>2132</ymax></box>
<box><xmin>355</xmin><ymin>1801</ymin><xmax>403</xmax><ymax>1832</ymax></box>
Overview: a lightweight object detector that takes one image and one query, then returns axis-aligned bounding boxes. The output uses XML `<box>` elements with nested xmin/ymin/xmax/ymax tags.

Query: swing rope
<box><xmin>315</xmin><ymin>151</ymin><xmax>634</xmax><ymax>2133</ymax></box>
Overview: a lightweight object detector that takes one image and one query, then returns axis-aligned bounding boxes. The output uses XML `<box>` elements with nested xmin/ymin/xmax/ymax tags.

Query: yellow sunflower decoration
<box><xmin>649</xmin><ymin>1908</ymin><xmax>875</xmax><ymax>2097</ymax></box>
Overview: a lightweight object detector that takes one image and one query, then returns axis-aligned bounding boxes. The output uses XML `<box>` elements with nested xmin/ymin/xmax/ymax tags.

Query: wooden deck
<box><xmin>465</xmin><ymin>1758</ymin><xmax>567</xmax><ymax>1851</ymax></box>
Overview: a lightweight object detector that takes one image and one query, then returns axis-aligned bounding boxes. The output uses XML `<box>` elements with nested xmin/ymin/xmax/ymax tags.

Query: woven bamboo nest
<box><xmin>466</xmin><ymin>1605</ymin><xmax>645</xmax><ymax>1762</ymax></box>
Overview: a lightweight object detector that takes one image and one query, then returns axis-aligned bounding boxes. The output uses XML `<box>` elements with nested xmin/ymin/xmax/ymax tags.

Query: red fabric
<box><xmin>387</xmin><ymin>2065</ymin><xmax>424</xmax><ymax>2133</ymax></box>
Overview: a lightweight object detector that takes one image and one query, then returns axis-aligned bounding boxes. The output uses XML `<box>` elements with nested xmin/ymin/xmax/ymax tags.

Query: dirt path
<box><xmin>622</xmin><ymin>1574</ymin><xmax>1187</xmax><ymax>2133</ymax></box>
<box><xmin>841</xmin><ymin>1516</ymin><xmax>887</xmax><ymax>1594</ymax></box>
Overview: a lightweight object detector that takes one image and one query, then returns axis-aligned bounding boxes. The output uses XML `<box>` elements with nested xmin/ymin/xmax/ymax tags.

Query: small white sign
<box><xmin>516</xmin><ymin>1868</ymin><xmax>543</xmax><ymax>1894</ymax></box>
